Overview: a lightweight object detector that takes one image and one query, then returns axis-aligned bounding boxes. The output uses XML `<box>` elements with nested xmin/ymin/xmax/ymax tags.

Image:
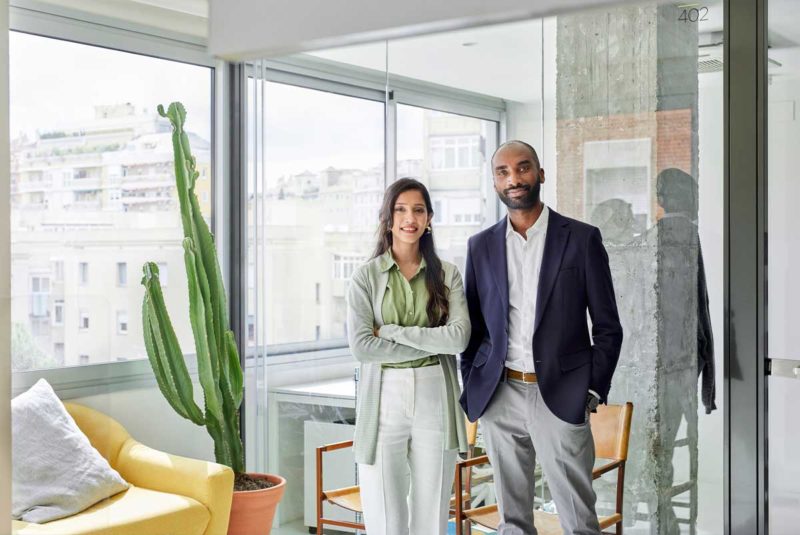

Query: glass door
<box><xmin>767</xmin><ymin>0</ymin><xmax>800</xmax><ymax>532</ymax></box>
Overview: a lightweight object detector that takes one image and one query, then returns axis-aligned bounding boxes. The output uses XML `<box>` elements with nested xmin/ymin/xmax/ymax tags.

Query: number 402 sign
<box><xmin>679</xmin><ymin>5</ymin><xmax>709</xmax><ymax>22</ymax></box>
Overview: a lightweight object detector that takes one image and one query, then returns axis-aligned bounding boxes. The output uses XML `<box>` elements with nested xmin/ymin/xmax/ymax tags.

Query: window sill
<box><xmin>12</xmin><ymin>346</ymin><xmax>354</xmax><ymax>399</ymax></box>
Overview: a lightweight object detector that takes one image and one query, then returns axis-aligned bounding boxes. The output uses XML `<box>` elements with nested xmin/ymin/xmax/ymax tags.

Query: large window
<box><xmin>246</xmin><ymin>80</ymin><xmax>384</xmax><ymax>349</ymax></box>
<box><xmin>245</xmin><ymin>82</ymin><xmax>499</xmax><ymax>353</ymax></box>
<box><xmin>9</xmin><ymin>32</ymin><xmax>212</xmax><ymax>371</ymax></box>
<box><xmin>397</xmin><ymin>104</ymin><xmax>498</xmax><ymax>273</ymax></box>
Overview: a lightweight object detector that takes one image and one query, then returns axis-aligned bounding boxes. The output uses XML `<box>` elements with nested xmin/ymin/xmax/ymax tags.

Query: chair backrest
<box><xmin>590</xmin><ymin>402</ymin><xmax>633</xmax><ymax>461</ymax></box>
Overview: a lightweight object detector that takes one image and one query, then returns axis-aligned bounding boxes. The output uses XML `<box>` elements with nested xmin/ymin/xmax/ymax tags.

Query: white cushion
<box><xmin>12</xmin><ymin>378</ymin><xmax>129</xmax><ymax>523</ymax></box>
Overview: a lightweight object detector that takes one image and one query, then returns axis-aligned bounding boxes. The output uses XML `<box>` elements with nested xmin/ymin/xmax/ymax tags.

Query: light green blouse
<box><xmin>381</xmin><ymin>254</ymin><xmax>440</xmax><ymax>369</ymax></box>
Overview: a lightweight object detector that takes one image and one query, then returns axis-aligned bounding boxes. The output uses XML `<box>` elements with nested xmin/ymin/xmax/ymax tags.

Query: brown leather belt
<box><xmin>506</xmin><ymin>368</ymin><xmax>538</xmax><ymax>383</ymax></box>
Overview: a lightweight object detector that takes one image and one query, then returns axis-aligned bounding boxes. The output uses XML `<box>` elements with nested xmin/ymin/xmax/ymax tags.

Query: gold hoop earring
<box><xmin>426</xmin><ymin>225</ymin><xmax>432</xmax><ymax>235</ymax></box>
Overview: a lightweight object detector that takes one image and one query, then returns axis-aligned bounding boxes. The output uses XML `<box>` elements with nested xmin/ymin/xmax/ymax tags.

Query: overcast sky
<box><xmin>10</xmin><ymin>31</ymin><xmax>433</xmax><ymax>186</ymax></box>
<box><xmin>10</xmin><ymin>31</ymin><xmax>212</xmax><ymax>140</ymax></box>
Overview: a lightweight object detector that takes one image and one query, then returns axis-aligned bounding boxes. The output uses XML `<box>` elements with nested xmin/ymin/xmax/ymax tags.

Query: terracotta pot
<box><xmin>227</xmin><ymin>473</ymin><xmax>287</xmax><ymax>535</ymax></box>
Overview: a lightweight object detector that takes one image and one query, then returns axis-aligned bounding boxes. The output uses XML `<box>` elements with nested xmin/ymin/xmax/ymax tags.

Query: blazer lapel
<box><xmin>485</xmin><ymin>219</ymin><xmax>509</xmax><ymax>313</ymax></box>
<box><xmin>534</xmin><ymin>211</ymin><xmax>570</xmax><ymax>333</ymax></box>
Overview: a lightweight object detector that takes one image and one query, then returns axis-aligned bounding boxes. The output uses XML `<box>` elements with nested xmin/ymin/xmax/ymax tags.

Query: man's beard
<box><xmin>498</xmin><ymin>179</ymin><xmax>541</xmax><ymax>210</ymax></box>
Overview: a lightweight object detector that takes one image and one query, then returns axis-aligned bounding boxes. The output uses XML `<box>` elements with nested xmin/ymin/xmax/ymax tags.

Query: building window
<box><xmin>30</xmin><ymin>276</ymin><xmax>50</xmax><ymax>317</ymax></box>
<box><xmin>117</xmin><ymin>262</ymin><xmax>128</xmax><ymax>287</ymax></box>
<box><xmin>9</xmin><ymin>31</ymin><xmax>212</xmax><ymax>371</ymax></box>
<box><xmin>78</xmin><ymin>262</ymin><xmax>89</xmax><ymax>286</ymax></box>
<box><xmin>333</xmin><ymin>254</ymin><xmax>366</xmax><ymax>281</ymax></box>
<box><xmin>315</xmin><ymin>283</ymin><xmax>321</xmax><ymax>305</ymax></box>
<box><xmin>430</xmin><ymin>135</ymin><xmax>481</xmax><ymax>170</ymax></box>
<box><xmin>52</xmin><ymin>260</ymin><xmax>64</xmax><ymax>282</ymax></box>
<box><xmin>79</xmin><ymin>311</ymin><xmax>90</xmax><ymax>330</ymax></box>
<box><xmin>79</xmin><ymin>354</ymin><xmax>89</xmax><ymax>365</ymax></box>
<box><xmin>433</xmin><ymin>200</ymin><xmax>444</xmax><ymax>224</ymax></box>
<box><xmin>247</xmin><ymin>314</ymin><xmax>256</xmax><ymax>345</ymax></box>
<box><xmin>53</xmin><ymin>300</ymin><xmax>64</xmax><ymax>326</ymax></box>
<box><xmin>117</xmin><ymin>311</ymin><xmax>128</xmax><ymax>335</ymax></box>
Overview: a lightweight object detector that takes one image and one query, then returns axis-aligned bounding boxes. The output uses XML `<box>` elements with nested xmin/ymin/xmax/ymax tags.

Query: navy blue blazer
<box><xmin>459</xmin><ymin>209</ymin><xmax>623</xmax><ymax>425</ymax></box>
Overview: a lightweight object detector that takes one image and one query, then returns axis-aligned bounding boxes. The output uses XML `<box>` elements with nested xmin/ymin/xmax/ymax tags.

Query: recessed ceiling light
<box><xmin>462</xmin><ymin>42</ymin><xmax>478</xmax><ymax>47</ymax></box>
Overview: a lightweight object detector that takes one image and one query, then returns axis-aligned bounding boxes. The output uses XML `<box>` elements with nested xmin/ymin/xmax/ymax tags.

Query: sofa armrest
<box><xmin>115</xmin><ymin>439</ymin><xmax>234</xmax><ymax>535</ymax></box>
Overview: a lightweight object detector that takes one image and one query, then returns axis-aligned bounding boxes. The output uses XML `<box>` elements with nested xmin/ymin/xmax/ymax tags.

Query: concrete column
<box><xmin>556</xmin><ymin>4</ymin><xmax>703</xmax><ymax>534</ymax></box>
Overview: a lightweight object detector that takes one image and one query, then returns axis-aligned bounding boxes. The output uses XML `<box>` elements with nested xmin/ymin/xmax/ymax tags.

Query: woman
<box><xmin>346</xmin><ymin>178</ymin><xmax>471</xmax><ymax>535</ymax></box>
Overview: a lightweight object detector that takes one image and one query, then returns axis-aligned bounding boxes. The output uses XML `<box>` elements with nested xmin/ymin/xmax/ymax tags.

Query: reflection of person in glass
<box><xmin>460</xmin><ymin>140</ymin><xmax>623</xmax><ymax>535</ymax></box>
<box><xmin>649</xmin><ymin>168</ymin><xmax>716</xmax><ymax>534</ymax></box>
<box><xmin>589</xmin><ymin>198</ymin><xmax>637</xmax><ymax>246</ymax></box>
<box><xmin>346</xmin><ymin>178</ymin><xmax>471</xmax><ymax>535</ymax></box>
<box><xmin>650</xmin><ymin>168</ymin><xmax>715</xmax><ymax>414</ymax></box>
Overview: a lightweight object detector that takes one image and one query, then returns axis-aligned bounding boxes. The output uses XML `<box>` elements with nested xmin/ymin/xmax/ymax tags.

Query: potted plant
<box><xmin>141</xmin><ymin>102</ymin><xmax>285</xmax><ymax>535</ymax></box>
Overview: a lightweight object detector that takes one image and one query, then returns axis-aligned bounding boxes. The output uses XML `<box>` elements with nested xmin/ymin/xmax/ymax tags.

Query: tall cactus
<box><xmin>141</xmin><ymin>102</ymin><xmax>245</xmax><ymax>474</ymax></box>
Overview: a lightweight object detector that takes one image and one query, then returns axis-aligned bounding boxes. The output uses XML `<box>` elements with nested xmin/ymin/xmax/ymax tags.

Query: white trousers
<box><xmin>358</xmin><ymin>365</ymin><xmax>458</xmax><ymax>535</ymax></box>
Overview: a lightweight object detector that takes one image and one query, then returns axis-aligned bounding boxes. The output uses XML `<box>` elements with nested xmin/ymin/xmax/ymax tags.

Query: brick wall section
<box><xmin>556</xmin><ymin>108</ymin><xmax>693</xmax><ymax>220</ymax></box>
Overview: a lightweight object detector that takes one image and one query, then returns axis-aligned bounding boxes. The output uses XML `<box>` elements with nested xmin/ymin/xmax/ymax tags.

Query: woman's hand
<box><xmin>373</xmin><ymin>326</ymin><xmax>380</xmax><ymax>337</ymax></box>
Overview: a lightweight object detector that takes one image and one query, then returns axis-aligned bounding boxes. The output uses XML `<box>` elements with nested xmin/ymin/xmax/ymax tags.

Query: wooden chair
<box><xmin>454</xmin><ymin>402</ymin><xmax>634</xmax><ymax>535</ymax></box>
<box><xmin>316</xmin><ymin>419</ymin><xmax>480</xmax><ymax>534</ymax></box>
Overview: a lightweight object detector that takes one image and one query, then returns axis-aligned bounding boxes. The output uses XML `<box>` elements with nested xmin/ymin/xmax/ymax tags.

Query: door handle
<box><xmin>768</xmin><ymin>358</ymin><xmax>800</xmax><ymax>379</ymax></box>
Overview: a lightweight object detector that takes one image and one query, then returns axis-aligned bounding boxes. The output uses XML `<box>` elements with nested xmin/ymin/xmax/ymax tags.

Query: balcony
<box><xmin>67</xmin><ymin>177</ymin><xmax>102</xmax><ymax>190</ymax></box>
<box><xmin>16</xmin><ymin>179</ymin><xmax>54</xmax><ymax>193</ymax></box>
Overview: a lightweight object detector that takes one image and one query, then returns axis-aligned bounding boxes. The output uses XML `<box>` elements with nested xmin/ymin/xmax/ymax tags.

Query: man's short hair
<box><xmin>491</xmin><ymin>140</ymin><xmax>541</xmax><ymax>168</ymax></box>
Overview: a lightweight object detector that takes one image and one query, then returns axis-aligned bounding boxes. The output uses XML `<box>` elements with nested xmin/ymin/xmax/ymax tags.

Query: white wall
<box><xmin>1</xmin><ymin>0</ymin><xmax>11</xmax><ymax>528</ymax></box>
<box><xmin>697</xmin><ymin>70</ymin><xmax>725</xmax><ymax>534</ymax></box>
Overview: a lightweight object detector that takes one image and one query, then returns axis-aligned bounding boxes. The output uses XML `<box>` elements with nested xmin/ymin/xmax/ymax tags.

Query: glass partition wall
<box><xmin>244</xmin><ymin>3</ymin><xmax>725</xmax><ymax>534</ymax></box>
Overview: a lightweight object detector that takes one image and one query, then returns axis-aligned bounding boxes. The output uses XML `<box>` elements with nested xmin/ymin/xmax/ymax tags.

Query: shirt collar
<box><xmin>506</xmin><ymin>204</ymin><xmax>550</xmax><ymax>239</ymax></box>
<box><xmin>378</xmin><ymin>249</ymin><xmax>427</xmax><ymax>274</ymax></box>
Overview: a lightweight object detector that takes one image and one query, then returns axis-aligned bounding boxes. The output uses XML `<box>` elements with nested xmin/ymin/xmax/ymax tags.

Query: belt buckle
<box><xmin>523</xmin><ymin>371</ymin><xmax>533</xmax><ymax>383</ymax></box>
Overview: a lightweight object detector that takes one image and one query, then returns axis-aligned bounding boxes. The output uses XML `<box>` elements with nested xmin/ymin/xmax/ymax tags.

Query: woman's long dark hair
<box><xmin>372</xmin><ymin>178</ymin><xmax>449</xmax><ymax>327</ymax></box>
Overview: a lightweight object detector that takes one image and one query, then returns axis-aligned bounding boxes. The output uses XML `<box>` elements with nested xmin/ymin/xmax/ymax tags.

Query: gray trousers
<box><xmin>481</xmin><ymin>378</ymin><xmax>600</xmax><ymax>535</ymax></box>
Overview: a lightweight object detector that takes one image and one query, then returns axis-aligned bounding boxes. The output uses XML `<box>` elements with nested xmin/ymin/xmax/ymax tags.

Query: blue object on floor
<box><xmin>447</xmin><ymin>519</ymin><xmax>497</xmax><ymax>535</ymax></box>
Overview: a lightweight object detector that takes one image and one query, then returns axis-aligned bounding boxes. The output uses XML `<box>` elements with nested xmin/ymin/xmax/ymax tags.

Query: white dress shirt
<box><xmin>505</xmin><ymin>205</ymin><xmax>550</xmax><ymax>373</ymax></box>
<box><xmin>503</xmin><ymin>205</ymin><xmax>600</xmax><ymax>400</ymax></box>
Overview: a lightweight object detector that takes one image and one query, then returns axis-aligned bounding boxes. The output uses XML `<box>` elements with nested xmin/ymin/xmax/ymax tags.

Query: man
<box><xmin>460</xmin><ymin>140</ymin><xmax>623</xmax><ymax>535</ymax></box>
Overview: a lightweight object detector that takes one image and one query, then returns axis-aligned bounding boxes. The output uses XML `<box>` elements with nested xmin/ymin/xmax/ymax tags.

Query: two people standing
<box><xmin>346</xmin><ymin>140</ymin><xmax>623</xmax><ymax>535</ymax></box>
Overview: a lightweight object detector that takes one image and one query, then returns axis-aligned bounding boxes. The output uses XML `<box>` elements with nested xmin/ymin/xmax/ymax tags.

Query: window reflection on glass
<box><xmin>9</xmin><ymin>32</ymin><xmax>212</xmax><ymax>371</ymax></box>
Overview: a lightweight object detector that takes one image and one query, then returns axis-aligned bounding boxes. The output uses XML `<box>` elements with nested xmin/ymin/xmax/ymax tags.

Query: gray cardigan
<box><xmin>346</xmin><ymin>255</ymin><xmax>471</xmax><ymax>465</ymax></box>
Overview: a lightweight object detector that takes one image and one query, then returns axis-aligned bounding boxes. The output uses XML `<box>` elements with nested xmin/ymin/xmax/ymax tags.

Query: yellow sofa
<box><xmin>12</xmin><ymin>403</ymin><xmax>234</xmax><ymax>535</ymax></box>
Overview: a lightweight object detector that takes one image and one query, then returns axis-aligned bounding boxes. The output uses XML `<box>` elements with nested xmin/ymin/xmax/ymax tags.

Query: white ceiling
<box><xmin>769</xmin><ymin>0</ymin><xmax>800</xmax><ymax>79</ymax></box>
<box><xmin>129</xmin><ymin>0</ymin><xmax>207</xmax><ymax>17</ymax></box>
<box><xmin>28</xmin><ymin>0</ymin><xmax>800</xmax><ymax>83</ymax></box>
<box><xmin>309</xmin><ymin>19</ymin><xmax>544</xmax><ymax>103</ymax></box>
